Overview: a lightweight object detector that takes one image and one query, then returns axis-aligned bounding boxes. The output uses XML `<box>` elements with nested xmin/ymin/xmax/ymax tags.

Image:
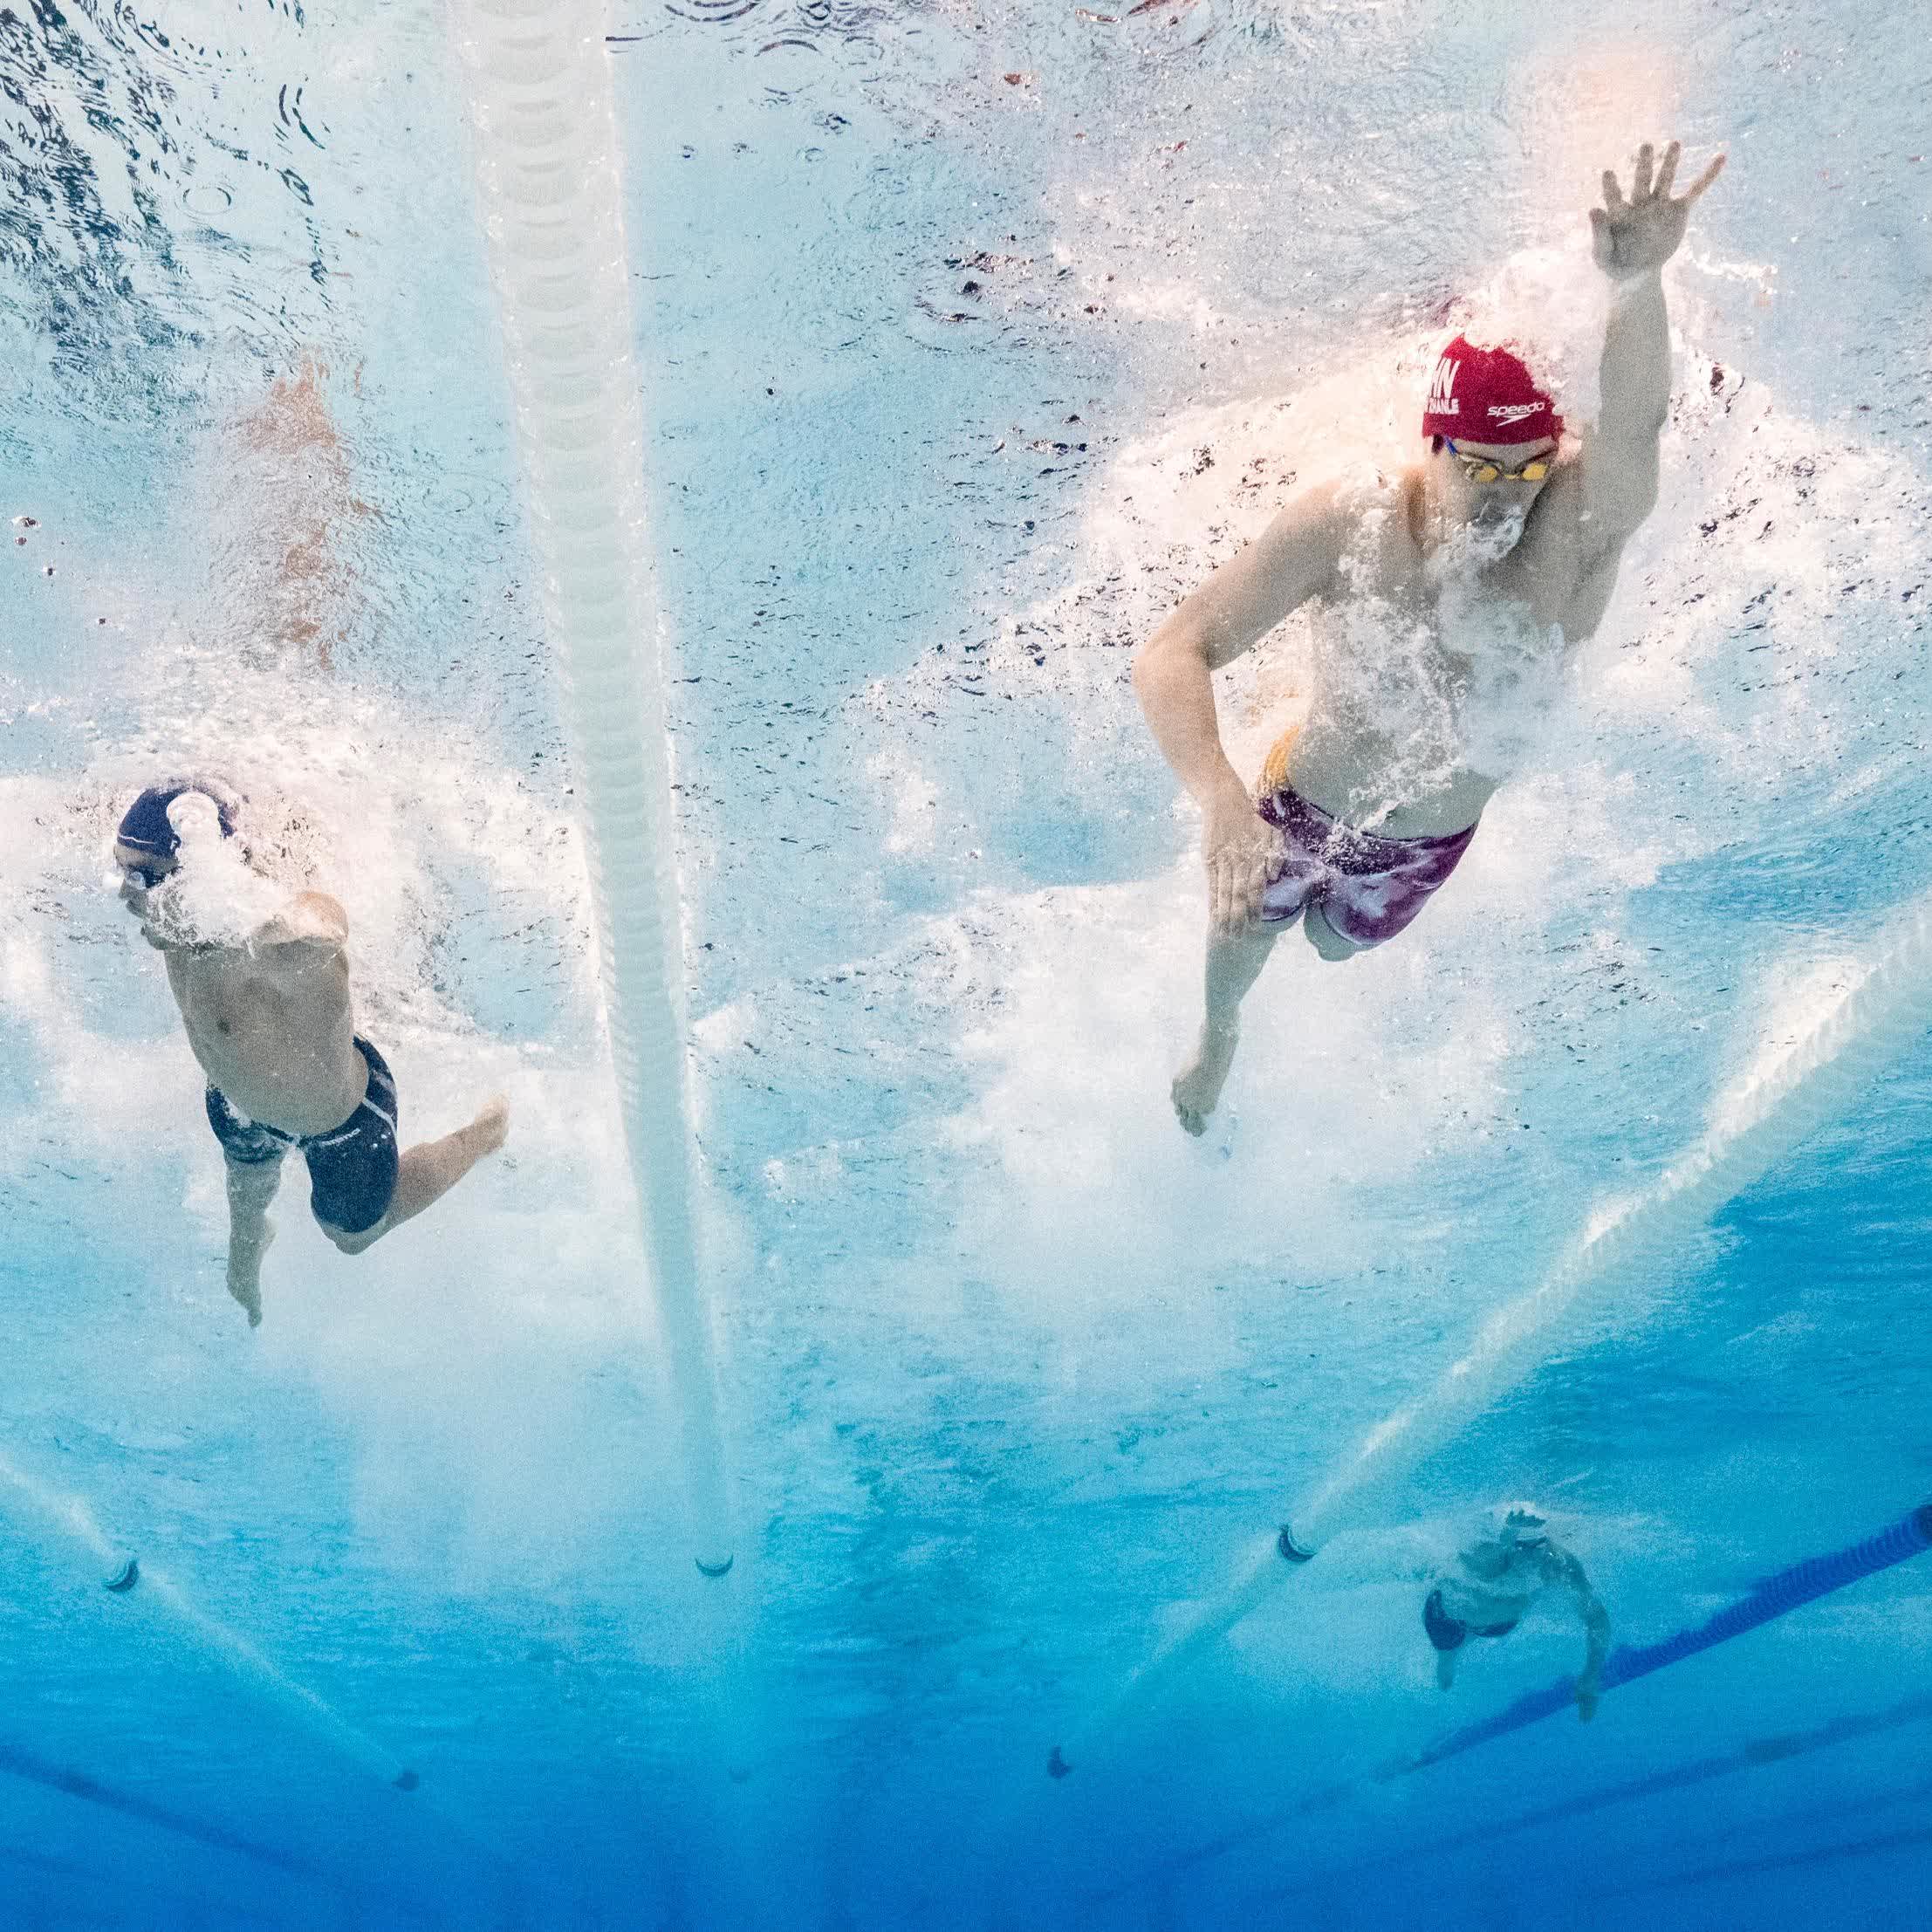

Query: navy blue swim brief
<box><xmin>204</xmin><ymin>1036</ymin><xmax>400</xmax><ymax>1236</ymax></box>
<box><xmin>1424</xmin><ymin>1586</ymin><xmax>1520</xmax><ymax>1653</ymax></box>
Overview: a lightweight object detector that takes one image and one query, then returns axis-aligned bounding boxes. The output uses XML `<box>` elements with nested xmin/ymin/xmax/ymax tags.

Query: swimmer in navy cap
<box><xmin>1135</xmin><ymin>140</ymin><xmax>1725</xmax><ymax>1134</ymax></box>
<box><xmin>113</xmin><ymin>778</ymin><xmax>244</xmax><ymax>882</ymax></box>
<box><xmin>1423</xmin><ymin>1504</ymin><xmax>1611</xmax><ymax>1722</ymax></box>
<box><xmin>114</xmin><ymin>781</ymin><xmax>509</xmax><ymax>1327</ymax></box>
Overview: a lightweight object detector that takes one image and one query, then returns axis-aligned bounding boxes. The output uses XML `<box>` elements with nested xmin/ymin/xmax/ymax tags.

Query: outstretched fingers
<box><xmin>1600</xmin><ymin>168</ymin><xmax>1626</xmax><ymax>214</ymax></box>
<box><xmin>1631</xmin><ymin>140</ymin><xmax>1655</xmax><ymax>200</ymax></box>
<box><xmin>1680</xmin><ymin>151</ymin><xmax>1726</xmax><ymax>203</ymax></box>
<box><xmin>1653</xmin><ymin>139</ymin><xmax>1682</xmax><ymax>198</ymax></box>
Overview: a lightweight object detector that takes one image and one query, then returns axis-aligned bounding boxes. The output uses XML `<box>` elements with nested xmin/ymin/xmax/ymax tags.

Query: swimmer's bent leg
<box><xmin>322</xmin><ymin>1100</ymin><xmax>510</xmax><ymax>1257</ymax></box>
<box><xmin>1207</xmin><ymin>918</ymin><xmax>1284</xmax><ymax>1034</ymax></box>
<box><xmin>1424</xmin><ymin>1587</ymin><xmax>1468</xmax><ymax>1690</ymax></box>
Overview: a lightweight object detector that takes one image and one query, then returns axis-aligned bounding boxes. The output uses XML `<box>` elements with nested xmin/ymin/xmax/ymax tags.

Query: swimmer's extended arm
<box><xmin>1134</xmin><ymin>483</ymin><xmax>1346</xmax><ymax>931</ymax></box>
<box><xmin>1543</xmin><ymin>1544</ymin><xmax>1612</xmax><ymax>1720</ymax></box>
<box><xmin>1579</xmin><ymin>141</ymin><xmax>1726</xmax><ymax>551</ymax></box>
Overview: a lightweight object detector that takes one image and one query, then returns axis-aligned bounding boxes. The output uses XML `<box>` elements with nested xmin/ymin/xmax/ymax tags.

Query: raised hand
<box><xmin>1590</xmin><ymin>140</ymin><xmax>1724</xmax><ymax>282</ymax></box>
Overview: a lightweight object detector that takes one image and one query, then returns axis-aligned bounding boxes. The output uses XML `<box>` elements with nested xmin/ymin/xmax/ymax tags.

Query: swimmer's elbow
<box><xmin>1134</xmin><ymin>618</ymin><xmax>1209</xmax><ymax>692</ymax></box>
<box><xmin>1579</xmin><ymin>480</ymin><xmax>1659</xmax><ymax>564</ymax></box>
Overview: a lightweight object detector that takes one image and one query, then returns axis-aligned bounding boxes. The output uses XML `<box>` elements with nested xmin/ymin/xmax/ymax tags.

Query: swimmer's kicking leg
<box><xmin>1172</xmin><ymin>905</ymin><xmax>1364</xmax><ymax>1135</ymax></box>
<box><xmin>322</xmin><ymin>1097</ymin><xmax>510</xmax><ymax>1257</ymax></box>
<box><xmin>223</xmin><ymin>1151</ymin><xmax>284</xmax><ymax>1328</ymax></box>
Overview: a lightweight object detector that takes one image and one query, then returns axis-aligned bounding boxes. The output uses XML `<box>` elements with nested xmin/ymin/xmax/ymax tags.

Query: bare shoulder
<box><xmin>1340</xmin><ymin>462</ymin><xmax>1423</xmax><ymax>557</ymax></box>
<box><xmin>293</xmin><ymin>890</ymin><xmax>349</xmax><ymax>937</ymax></box>
<box><xmin>250</xmin><ymin>889</ymin><xmax>350</xmax><ymax>963</ymax></box>
<box><xmin>1245</xmin><ymin>473</ymin><xmax>1351</xmax><ymax>566</ymax></box>
<box><xmin>1284</xmin><ymin>465</ymin><xmax>1405</xmax><ymax>543</ymax></box>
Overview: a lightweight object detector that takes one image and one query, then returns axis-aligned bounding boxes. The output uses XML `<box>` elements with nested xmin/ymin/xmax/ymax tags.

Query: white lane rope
<box><xmin>449</xmin><ymin>0</ymin><xmax>733</xmax><ymax>1576</ymax></box>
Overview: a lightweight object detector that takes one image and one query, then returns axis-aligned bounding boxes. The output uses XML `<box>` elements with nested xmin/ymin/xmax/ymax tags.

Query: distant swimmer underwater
<box><xmin>1134</xmin><ymin>140</ymin><xmax>1725</xmax><ymax>1134</ymax></box>
<box><xmin>1425</xmin><ymin>1504</ymin><xmax>1611</xmax><ymax>1721</ymax></box>
<box><xmin>113</xmin><ymin>778</ymin><xmax>510</xmax><ymax>1327</ymax></box>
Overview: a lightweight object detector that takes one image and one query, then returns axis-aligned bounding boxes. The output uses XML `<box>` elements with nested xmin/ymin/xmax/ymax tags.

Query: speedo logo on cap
<box><xmin>1426</xmin><ymin>356</ymin><xmax>1460</xmax><ymax>416</ymax></box>
<box><xmin>1489</xmin><ymin>401</ymin><xmax>1543</xmax><ymax>425</ymax></box>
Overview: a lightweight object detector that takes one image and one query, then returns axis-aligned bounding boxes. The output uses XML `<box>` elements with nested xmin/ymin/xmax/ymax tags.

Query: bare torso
<box><xmin>161</xmin><ymin>935</ymin><xmax>365</xmax><ymax>1137</ymax></box>
<box><xmin>1435</xmin><ymin>1539</ymin><xmax>1552</xmax><ymax>1626</ymax></box>
<box><xmin>1286</xmin><ymin>462</ymin><xmax>1616</xmax><ymax>836</ymax></box>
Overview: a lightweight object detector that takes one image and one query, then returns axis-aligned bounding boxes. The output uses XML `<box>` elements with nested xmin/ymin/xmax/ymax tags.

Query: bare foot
<box><xmin>1171</xmin><ymin>1027</ymin><xmax>1239</xmax><ymax>1137</ymax></box>
<box><xmin>227</xmin><ymin>1219</ymin><xmax>273</xmax><ymax>1327</ymax></box>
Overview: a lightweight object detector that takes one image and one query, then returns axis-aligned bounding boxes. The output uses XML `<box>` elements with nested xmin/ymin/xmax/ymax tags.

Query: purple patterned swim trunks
<box><xmin>1254</xmin><ymin>784</ymin><xmax>1476</xmax><ymax>949</ymax></box>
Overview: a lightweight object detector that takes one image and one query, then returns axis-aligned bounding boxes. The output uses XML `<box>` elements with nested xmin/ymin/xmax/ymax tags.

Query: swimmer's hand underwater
<box><xmin>1589</xmin><ymin>140</ymin><xmax>1725</xmax><ymax>283</ymax></box>
<box><xmin>1203</xmin><ymin>777</ymin><xmax>1285</xmax><ymax>934</ymax></box>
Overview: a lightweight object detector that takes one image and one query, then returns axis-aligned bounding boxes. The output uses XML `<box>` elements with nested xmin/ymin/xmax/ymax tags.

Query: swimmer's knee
<box><xmin>322</xmin><ymin>1220</ymin><xmax>382</xmax><ymax>1256</ymax></box>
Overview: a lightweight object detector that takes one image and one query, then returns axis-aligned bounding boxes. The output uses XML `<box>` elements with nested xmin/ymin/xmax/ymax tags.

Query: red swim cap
<box><xmin>1422</xmin><ymin>335</ymin><xmax>1563</xmax><ymax>444</ymax></box>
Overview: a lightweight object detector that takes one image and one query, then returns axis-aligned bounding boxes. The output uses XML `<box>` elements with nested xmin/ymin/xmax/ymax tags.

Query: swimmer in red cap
<box><xmin>1135</xmin><ymin>140</ymin><xmax>1724</xmax><ymax>1134</ymax></box>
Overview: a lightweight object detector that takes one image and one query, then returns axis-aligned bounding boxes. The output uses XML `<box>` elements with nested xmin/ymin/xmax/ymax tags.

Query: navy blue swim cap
<box><xmin>115</xmin><ymin>778</ymin><xmax>242</xmax><ymax>860</ymax></box>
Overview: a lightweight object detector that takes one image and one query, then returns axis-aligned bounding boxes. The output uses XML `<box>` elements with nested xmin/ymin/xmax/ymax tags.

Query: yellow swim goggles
<box><xmin>1446</xmin><ymin>439</ymin><xmax>1552</xmax><ymax>483</ymax></box>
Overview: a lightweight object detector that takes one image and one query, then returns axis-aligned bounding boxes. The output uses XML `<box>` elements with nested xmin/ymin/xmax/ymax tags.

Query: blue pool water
<box><xmin>3</xmin><ymin>0</ymin><xmax>1930</xmax><ymax>1926</ymax></box>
